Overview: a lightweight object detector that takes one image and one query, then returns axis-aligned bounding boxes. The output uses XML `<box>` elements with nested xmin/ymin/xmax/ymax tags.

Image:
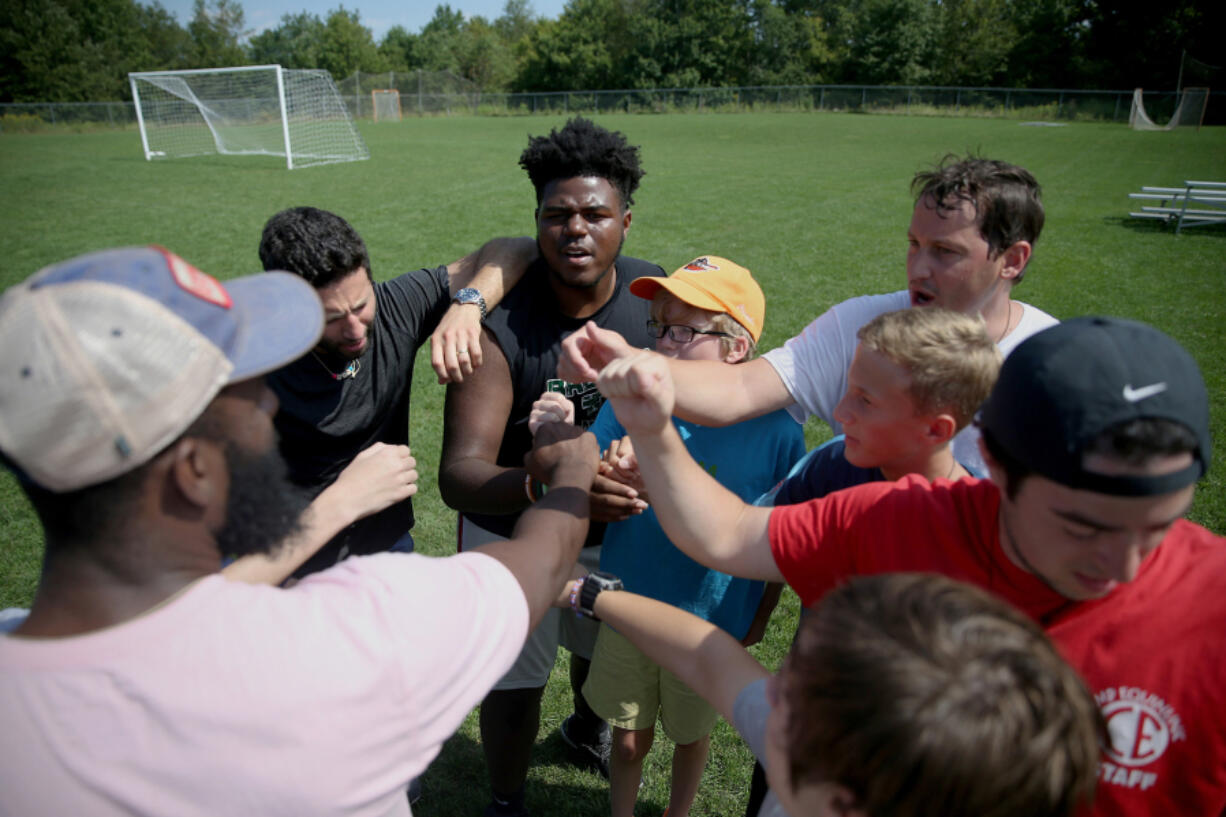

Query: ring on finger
<box><xmin>457</xmin><ymin>348</ymin><xmax>469</xmax><ymax>356</ymax></box>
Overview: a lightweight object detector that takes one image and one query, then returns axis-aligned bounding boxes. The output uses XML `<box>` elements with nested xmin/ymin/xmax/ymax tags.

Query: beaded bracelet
<box><xmin>568</xmin><ymin>578</ymin><xmax>585</xmax><ymax>618</ymax></box>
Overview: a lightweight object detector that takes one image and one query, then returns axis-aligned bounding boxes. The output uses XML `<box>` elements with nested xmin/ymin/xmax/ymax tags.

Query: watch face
<box><xmin>455</xmin><ymin>287</ymin><xmax>480</xmax><ymax>304</ymax></box>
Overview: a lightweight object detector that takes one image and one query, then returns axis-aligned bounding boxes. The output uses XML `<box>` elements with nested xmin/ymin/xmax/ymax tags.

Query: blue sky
<box><xmin>159</xmin><ymin>0</ymin><xmax>569</xmax><ymax>41</ymax></box>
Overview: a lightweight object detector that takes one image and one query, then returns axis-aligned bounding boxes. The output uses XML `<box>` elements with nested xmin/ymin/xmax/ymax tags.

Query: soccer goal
<box><xmin>372</xmin><ymin>89</ymin><xmax>402</xmax><ymax>122</ymax></box>
<box><xmin>1130</xmin><ymin>87</ymin><xmax>1211</xmax><ymax>131</ymax></box>
<box><xmin>129</xmin><ymin>65</ymin><xmax>369</xmax><ymax>169</ymax></box>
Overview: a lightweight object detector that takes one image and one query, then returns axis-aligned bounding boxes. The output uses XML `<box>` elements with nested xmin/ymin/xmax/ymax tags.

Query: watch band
<box><xmin>576</xmin><ymin>571</ymin><xmax>624</xmax><ymax>620</ymax></box>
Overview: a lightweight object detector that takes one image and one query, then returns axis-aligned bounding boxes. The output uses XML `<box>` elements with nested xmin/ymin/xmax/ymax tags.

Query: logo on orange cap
<box><xmin>683</xmin><ymin>257</ymin><xmax>720</xmax><ymax>272</ymax></box>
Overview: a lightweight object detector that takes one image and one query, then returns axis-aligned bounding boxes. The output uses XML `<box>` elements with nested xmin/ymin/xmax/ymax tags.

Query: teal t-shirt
<box><xmin>589</xmin><ymin>403</ymin><xmax>804</xmax><ymax>639</ymax></box>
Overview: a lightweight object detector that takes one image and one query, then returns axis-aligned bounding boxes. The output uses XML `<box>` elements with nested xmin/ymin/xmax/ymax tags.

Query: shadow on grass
<box><xmin>416</xmin><ymin>730</ymin><xmax>621</xmax><ymax>817</ymax></box>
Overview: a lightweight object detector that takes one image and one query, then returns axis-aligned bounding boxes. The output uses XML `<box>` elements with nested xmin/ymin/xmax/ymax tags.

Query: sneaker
<box><xmin>558</xmin><ymin>713</ymin><xmax>611</xmax><ymax>779</ymax></box>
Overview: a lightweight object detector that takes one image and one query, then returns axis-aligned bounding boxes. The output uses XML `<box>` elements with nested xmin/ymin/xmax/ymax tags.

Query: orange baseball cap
<box><xmin>629</xmin><ymin>255</ymin><xmax>765</xmax><ymax>342</ymax></box>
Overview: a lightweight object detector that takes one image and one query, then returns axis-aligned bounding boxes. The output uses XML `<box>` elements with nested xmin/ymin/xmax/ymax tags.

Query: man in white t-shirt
<box><xmin>0</xmin><ymin>247</ymin><xmax>600</xmax><ymax>817</ymax></box>
<box><xmin>559</xmin><ymin>155</ymin><xmax>1057</xmax><ymax>474</ymax></box>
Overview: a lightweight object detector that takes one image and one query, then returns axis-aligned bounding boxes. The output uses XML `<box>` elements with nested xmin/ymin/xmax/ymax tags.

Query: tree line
<box><xmin>1</xmin><ymin>0</ymin><xmax>1221</xmax><ymax>103</ymax></box>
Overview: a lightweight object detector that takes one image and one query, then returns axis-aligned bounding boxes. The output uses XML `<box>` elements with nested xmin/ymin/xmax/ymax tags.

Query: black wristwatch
<box><xmin>578</xmin><ymin>571</ymin><xmax>624</xmax><ymax>620</ymax></box>
<box><xmin>453</xmin><ymin>287</ymin><xmax>487</xmax><ymax>321</ymax></box>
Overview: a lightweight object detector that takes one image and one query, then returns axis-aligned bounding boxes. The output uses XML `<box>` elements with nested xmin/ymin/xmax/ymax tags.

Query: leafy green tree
<box><xmin>378</xmin><ymin>25</ymin><xmax>420</xmax><ymax>71</ymax></box>
<box><xmin>188</xmin><ymin>0</ymin><xmax>248</xmax><ymax>67</ymax></box>
<box><xmin>455</xmin><ymin>16</ymin><xmax>517</xmax><ymax>90</ymax></box>
<box><xmin>0</xmin><ymin>0</ymin><xmax>193</xmax><ymax>102</ymax></box>
<box><xmin>413</xmin><ymin>4</ymin><xmax>466</xmax><ymax>74</ymax></box>
<box><xmin>745</xmin><ymin>0</ymin><xmax>833</xmax><ymax>85</ymax></box>
<box><xmin>514</xmin><ymin>0</ymin><xmax>627</xmax><ymax>90</ymax></box>
<box><xmin>931</xmin><ymin>0</ymin><xmax>1014</xmax><ymax>86</ymax></box>
<box><xmin>317</xmin><ymin>7</ymin><xmax>385</xmax><ymax>78</ymax></box>
<box><xmin>248</xmin><ymin>12</ymin><xmax>325</xmax><ymax>69</ymax></box>
<box><xmin>625</xmin><ymin>0</ymin><xmax>755</xmax><ymax>87</ymax></box>
<box><xmin>1001</xmin><ymin>0</ymin><xmax>1086</xmax><ymax>88</ymax></box>
<box><xmin>828</xmin><ymin>0</ymin><xmax>937</xmax><ymax>84</ymax></box>
<box><xmin>132</xmin><ymin>3</ymin><xmax>194</xmax><ymax>71</ymax></box>
<box><xmin>1076</xmin><ymin>0</ymin><xmax>1222</xmax><ymax>89</ymax></box>
<box><xmin>495</xmin><ymin>0</ymin><xmax>539</xmax><ymax>44</ymax></box>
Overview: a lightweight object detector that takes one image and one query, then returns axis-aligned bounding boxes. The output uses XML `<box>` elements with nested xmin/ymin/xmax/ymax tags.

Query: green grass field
<box><xmin>1</xmin><ymin>113</ymin><xmax>1224</xmax><ymax>816</ymax></box>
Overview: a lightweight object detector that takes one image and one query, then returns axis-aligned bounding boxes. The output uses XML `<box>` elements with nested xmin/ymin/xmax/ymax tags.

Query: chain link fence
<box><xmin>3</xmin><ymin>84</ymin><xmax>1221</xmax><ymax>131</ymax></box>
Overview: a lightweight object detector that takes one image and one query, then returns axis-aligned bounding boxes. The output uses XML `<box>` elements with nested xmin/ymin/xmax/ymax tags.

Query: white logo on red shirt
<box><xmin>1094</xmin><ymin>685</ymin><xmax>1186</xmax><ymax>791</ymax></box>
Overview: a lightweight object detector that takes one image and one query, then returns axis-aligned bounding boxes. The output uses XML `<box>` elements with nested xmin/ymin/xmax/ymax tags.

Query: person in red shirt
<box><xmin>594</xmin><ymin>316</ymin><xmax>1224</xmax><ymax>817</ymax></box>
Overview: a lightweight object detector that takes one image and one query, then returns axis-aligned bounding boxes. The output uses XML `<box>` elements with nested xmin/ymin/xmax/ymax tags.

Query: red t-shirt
<box><xmin>769</xmin><ymin>475</ymin><xmax>1226</xmax><ymax>817</ymax></box>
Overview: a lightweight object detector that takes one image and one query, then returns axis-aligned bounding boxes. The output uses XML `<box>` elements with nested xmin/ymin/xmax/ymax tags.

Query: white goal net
<box><xmin>1130</xmin><ymin>87</ymin><xmax>1211</xmax><ymax>131</ymax></box>
<box><xmin>372</xmin><ymin>89</ymin><xmax>402</xmax><ymax>122</ymax></box>
<box><xmin>129</xmin><ymin>65</ymin><xmax>369</xmax><ymax>169</ymax></box>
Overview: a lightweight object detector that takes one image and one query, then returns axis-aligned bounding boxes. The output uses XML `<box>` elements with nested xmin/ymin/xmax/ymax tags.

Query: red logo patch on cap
<box><xmin>683</xmin><ymin>257</ymin><xmax>719</xmax><ymax>272</ymax></box>
<box><xmin>154</xmin><ymin>246</ymin><xmax>232</xmax><ymax>309</ymax></box>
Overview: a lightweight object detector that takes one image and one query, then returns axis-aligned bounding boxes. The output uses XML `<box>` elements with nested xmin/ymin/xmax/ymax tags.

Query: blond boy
<box><xmin>763</xmin><ymin>307</ymin><xmax>1000</xmax><ymax>507</ymax></box>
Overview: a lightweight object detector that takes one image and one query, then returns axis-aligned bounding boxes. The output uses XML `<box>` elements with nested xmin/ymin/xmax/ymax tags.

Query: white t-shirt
<box><xmin>763</xmin><ymin>290</ymin><xmax>1057</xmax><ymax>475</ymax></box>
<box><xmin>0</xmin><ymin>551</ymin><xmax>529</xmax><ymax>817</ymax></box>
<box><xmin>732</xmin><ymin>678</ymin><xmax>788</xmax><ymax>817</ymax></box>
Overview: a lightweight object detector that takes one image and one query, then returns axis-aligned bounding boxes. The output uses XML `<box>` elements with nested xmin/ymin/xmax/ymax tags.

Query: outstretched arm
<box><xmin>432</xmin><ymin>236</ymin><xmax>537</xmax><ymax>384</ymax></box>
<box><xmin>560</xmin><ymin>322</ymin><xmax>795</xmax><ymax>426</ymax></box>
<box><xmin>473</xmin><ymin>422</ymin><xmax>600</xmax><ymax>632</ymax></box>
<box><xmin>223</xmin><ymin>442</ymin><xmax>417</xmax><ymax>584</ymax></box>
<box><xmin>597</xmin><ymin>351</ymin><xmax>782</xmax><ymax>581</ymax></box>
<box><xmin>586</xmin><ymin>587</ymin><xmax>770</xmax><ymax>722</ymax></box>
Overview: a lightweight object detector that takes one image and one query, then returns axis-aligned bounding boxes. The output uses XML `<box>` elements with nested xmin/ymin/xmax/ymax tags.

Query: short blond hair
<box><xmin>857</xmin><ymin>308</ymin><xmax>1001</xmax><ymax>430</ymax></box>
<box><xmin>650</xmin><ymin>292</ymin><xmax>758</xmax><ymax>361</ymax></box>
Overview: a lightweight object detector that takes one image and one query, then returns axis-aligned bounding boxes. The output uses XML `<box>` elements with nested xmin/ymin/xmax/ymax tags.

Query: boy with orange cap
<box><xmin>532</xmin><ymin>256</ymin><xmax>803</xmax><ymax>816</ymax></box>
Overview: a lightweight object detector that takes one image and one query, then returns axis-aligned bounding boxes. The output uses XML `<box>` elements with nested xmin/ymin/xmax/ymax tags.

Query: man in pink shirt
<box><xmin>0</xmin><ymin>247</ymin><xmax>600</xmax><ymax>817</ymax></box>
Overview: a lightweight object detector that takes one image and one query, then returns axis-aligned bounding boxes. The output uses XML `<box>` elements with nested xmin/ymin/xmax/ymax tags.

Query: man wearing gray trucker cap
<box><xmin>0</xmin><ymin>247</ymin><xmax>601</xmax><ymax>817</ymax></box>
<box><xmin>592</xmin><ymin>315</ymin><xmax>1225</xmax><ymax>817</ymax></box>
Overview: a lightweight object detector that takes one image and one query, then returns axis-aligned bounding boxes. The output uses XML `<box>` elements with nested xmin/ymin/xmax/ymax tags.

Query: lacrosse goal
<box><xmin>372</xmin><ymin>89</ymin><xmax>402</xmax><ymax>122</ymax></box>
<box><xmin>1130</xmin><ymin>87</ymin><xmax>1211</xmax><ymax>131</ymax></box>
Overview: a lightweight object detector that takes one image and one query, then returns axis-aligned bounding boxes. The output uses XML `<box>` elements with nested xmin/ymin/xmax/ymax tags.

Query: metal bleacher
<box><xmin>1128</xmin><ymin>181</ymin><xmax>1226</xmax><ymax>234</ymax></box>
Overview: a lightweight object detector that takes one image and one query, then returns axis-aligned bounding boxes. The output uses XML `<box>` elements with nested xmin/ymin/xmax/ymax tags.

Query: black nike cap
<box><xmin>979</xmin><ymin>316</ymin><xmax>1210</xmax><ymax>496</ymax></box>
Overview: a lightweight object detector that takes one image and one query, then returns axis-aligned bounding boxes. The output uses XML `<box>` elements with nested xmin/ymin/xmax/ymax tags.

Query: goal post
<box><xmin>128</xmin><ymin>65</ymin><xmax>369</xmax><ymax>169</ymax></box>
<box><xmin>1130</xmin><ymin>87</ymin><xmax>1211</xmax><ymax>132</ymax></box>
<box><xmin>372</xmin><ymin>89</ymin><xmax>402</xmax><ymax>122</ymax></box>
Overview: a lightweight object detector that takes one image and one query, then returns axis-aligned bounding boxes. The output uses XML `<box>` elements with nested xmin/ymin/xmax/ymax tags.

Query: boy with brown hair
<box><xmin>562</xmin><ymin>570</ymin><xmax>1102</xmax><ymax>817</ymax></box>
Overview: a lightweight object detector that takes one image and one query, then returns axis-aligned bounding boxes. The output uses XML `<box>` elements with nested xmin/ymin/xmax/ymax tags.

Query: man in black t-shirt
<box><xmin>439</xmin><ymin>118</ymin><xmax>663</xmax><ymax>817</ymax></box>
<box><xmin>258</xmin><ymin>207</ymin><xmax>533</xmax><ymax>578</ymax></box>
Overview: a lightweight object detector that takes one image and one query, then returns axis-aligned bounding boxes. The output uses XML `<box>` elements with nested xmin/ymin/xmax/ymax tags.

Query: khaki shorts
<box><xmin>582</xmin><ymin>623</ymin><xmax>718</xmax><ymax>745</ymax></box>
<box><xmin>459</xmin><ymin>515</ymin><xmax>601</xmax><ymax>691</ymax></box>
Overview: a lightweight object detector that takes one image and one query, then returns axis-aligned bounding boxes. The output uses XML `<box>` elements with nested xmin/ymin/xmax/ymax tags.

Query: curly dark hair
<box><xmin>258</xmin><ymin>206</ymin><xmax>371</xmax><ymax>288</ymax></box>
<box><xmin>519</xmin><ymin>117</ymin><xmax>645</xmax><ymax>209</ymax></box>
<box><xmin>911</xmin><ymin>155</ymin><xmax>1044</xmax><ymax>279</ymax></box>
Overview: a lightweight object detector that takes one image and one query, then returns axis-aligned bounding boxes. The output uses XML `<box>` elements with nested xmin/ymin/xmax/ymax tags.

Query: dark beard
<box><xmin>215</xmin><ymin>443</ymin><xmax>310</xmax><ymax>559</ymax></box>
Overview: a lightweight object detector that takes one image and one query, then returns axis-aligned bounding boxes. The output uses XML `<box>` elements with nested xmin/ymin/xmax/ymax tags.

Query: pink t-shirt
<box><xmin>0</xmin><ymin>551</ymin><xmax>528</xmax><ymax>817</ymax></box>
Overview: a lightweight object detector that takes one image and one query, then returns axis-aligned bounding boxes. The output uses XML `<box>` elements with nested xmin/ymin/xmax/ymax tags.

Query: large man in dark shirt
<box><xmin>439</xmin><ymin>118</ymin><xmax>662</xmax><ymax>817</ymax></box>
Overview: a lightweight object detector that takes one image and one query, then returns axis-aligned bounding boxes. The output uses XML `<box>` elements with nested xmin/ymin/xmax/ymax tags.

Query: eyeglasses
<box><xmin>646</xmin><ymin>320</ymin><xmax>732</xmax><ymax>344</ymax></box>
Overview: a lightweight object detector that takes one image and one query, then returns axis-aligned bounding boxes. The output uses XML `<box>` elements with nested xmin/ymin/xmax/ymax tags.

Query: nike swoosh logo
<box><xmin>1123</xmin><ymin>383</ymin><xmax>1167</xmax><ymax>402</ymax></box>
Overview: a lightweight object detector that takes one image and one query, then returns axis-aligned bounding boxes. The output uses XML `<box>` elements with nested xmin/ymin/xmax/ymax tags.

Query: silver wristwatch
<box><xmin>453</xmin><ymin>287</ymin><xmax>487</xmax><ymax>321</ymax></box>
